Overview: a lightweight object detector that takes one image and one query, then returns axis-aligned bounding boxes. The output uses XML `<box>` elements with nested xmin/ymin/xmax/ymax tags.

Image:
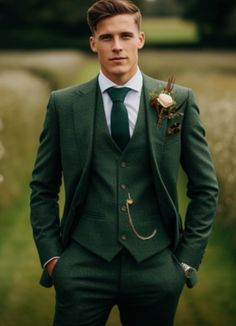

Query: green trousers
<box><xmin>52</xmin><ymin>240</ymin><xmax>185</xmax><ymax>326</ymax></box>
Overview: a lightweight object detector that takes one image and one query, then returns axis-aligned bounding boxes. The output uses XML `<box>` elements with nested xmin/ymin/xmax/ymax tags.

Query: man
<box><xmin>30</xmin><ymin>0</ymin><xmax>218</xmax><ymax>325</ymax></box>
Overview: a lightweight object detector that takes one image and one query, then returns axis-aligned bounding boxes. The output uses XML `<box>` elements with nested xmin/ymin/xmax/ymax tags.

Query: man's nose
<box><xmin>112</xmin><ymin>37</ymin><xmax>122</xmax><ymax>51</ymax></box>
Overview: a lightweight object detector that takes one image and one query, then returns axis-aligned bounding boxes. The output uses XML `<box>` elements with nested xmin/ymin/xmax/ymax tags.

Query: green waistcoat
<box><xmin>72</xmin><ymin>89</ymin><xmax>171</xmax><ymax>262</ymax></box>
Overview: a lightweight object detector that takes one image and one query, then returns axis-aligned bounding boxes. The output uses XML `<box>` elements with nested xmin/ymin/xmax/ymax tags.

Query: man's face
<box><xmin>90</xmin><ymin>14</ymin><xmax>145</xmax><ymax>85</ymax></box>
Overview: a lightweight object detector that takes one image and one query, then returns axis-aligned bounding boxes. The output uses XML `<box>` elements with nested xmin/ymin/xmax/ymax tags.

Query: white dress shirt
<box><xmin>98</xmin><ymin>68</ymin><xmax>143</xmax><ymax>137</ymax></box>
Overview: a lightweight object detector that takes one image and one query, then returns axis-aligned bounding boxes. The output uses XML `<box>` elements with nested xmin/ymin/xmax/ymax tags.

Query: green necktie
<box><xmin>107</xmin><ymin>87</ymin><xmax>131</xmax><ymax>150</ymax></box>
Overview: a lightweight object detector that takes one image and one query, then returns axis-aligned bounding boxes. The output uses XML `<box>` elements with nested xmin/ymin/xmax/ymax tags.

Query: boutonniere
<box><xmin>167</xmin><ymin>122</ymin><xmax>182</xmax><ymax>135</ymax></box>
<box><xmin>150</xmin><ymin>76</ymin><xmax>183</xmax><ymax>127</ymax></box>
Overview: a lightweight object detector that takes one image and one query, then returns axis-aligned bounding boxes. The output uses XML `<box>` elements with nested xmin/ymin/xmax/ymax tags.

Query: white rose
<box><xmin>157</xmin><ymin>93</ymin><xmax>173</xmax><ymax>108</ymax></box>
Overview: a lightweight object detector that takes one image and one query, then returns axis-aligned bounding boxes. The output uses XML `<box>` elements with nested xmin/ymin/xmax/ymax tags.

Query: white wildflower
<box><xmin>0</xmin><ymin>141</ymin><xmax>6</xmax><ymax>160</ymax></box>
<box><xmin>0</xmin><ymin>118</ymin><xmax>3</xmax><ymax>131</ymax></box>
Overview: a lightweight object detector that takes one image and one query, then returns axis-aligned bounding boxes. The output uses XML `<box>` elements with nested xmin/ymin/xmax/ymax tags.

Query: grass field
<box><xmin>0</xmin><ymin>48</ymin><xmax>236</xmax><ymax>325</ymax></box>
<box><xmin>142</xmin><ymin>17</ymin><xmax>198</xmax><ymax>44</ymax></box>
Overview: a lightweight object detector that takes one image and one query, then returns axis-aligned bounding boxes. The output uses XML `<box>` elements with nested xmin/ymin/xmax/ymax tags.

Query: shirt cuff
<box><xmin>43</xmin><ymin>256</ymin><xmax>60</xmax><ymax>269</ymax></box>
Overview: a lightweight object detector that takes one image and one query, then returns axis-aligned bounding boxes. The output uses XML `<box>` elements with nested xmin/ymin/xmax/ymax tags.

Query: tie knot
<box><xmin>107</xmin><ymin>87</ymin><xmax>131</xmax><ymax>103</ymax></box>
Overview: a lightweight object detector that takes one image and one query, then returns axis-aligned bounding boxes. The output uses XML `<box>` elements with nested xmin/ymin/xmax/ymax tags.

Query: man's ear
<box><xmin>138</xmin><ymin>32</ymin><xmax>145</xmax><ymax>50</ymax></box>
<box><xmin>89</xmin><ymin>36</ymin><xmax>97</xmax><ymax>53</ymax></box>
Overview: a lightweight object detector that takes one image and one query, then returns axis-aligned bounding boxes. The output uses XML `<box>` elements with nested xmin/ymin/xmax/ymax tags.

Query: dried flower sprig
<box><xmin>150</xmin><ymin>76</ymin><xmax>183</xmax><ymax>127</ymax></box>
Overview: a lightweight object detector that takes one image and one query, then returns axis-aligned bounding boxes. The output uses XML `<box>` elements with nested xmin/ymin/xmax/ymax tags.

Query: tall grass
<box><xmin>0</xmin><ymin>70</ymin><xmax>49</xmax><ymax>209</ymax></box>
<box><xmin>0</xmin><ymin>51</ymin><xmax>85</xmax><ymax>89</ymax></box>
<box><xmin>0</xmin><ymin>51</ymin><xmax>85</xmax><ymax>210</ymax></box>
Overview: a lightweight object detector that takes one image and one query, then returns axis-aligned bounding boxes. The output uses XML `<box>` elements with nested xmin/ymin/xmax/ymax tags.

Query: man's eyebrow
<box><xmin>121</xmin><ymin>31</ymin><xmax>134</xmax><ymax>36</ymax></box>
<box><xmin>98</xmin><ymin>33</ymin><xmax>112</xmax><ymax>40</ymax></box>
<box><xmin>98</xmin><ymin>31</ymin><xmax>135</xmax><ymax>40</ymax></box>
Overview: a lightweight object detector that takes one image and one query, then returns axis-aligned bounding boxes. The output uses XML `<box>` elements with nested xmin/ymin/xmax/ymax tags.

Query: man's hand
<box><xmin>46</xmin><ymin>258</ymin><xmax>60</xmax><ymax>277</ymax></box>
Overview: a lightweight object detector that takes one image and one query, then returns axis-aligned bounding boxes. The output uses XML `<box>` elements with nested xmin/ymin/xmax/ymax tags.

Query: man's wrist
<box><xmin>43</xmin><ymin>256</ymin><xmax>60</xmax><ymax>269</ymax></box>
<box><xmin>46</xmin><ymin>257</ymin><xmax>60</xmax><ymax>277</ymax></box>
<box><xmin>180</xmin><ymin>262</ymin><xmax>196</xmax><ymax>278</ymax></box>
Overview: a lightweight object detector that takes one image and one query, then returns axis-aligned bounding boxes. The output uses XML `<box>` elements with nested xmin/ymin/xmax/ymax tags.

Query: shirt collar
<box><xmin>98</xmin><ymin>68</ymin><xmax>143</xmax><ymax>93</ymax></box>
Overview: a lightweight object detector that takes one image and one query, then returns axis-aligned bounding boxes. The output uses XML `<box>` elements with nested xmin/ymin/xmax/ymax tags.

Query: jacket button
<box><xmin>121</xmin><ymin>205</ymin><xmax>127</xmax><ymax>212</ymax></box>
<box><xmin>120</xmin><ymin>184</ymin><xmax>127</xmax><ymax>190</ymax></box>
<box><xmin>120</xmin><ymin>161</ymin><xmax>127</xmax><ymax>168</ymax></box>
<box><xmin>121</xmin><ymin>234</ymin><xmax>127</xmax><ymax>241</ymax></box>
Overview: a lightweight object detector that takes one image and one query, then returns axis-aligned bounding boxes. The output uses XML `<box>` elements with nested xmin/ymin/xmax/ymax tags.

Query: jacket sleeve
<box><xmin>174</xmin><ymin>89</ymin><xmax>219</xmax><ymax>270</ymax></box>
<box><xmin>30</xmin><ymin>92</ymin><xmax>63</xmax><ymax>267</ymax></box>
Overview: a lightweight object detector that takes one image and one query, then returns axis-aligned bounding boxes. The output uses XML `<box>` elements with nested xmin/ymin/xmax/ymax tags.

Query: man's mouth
<box><xmin>109</xmin><ymin>57</ymin><xmax>127</xmax><ymax>61</ymax></box>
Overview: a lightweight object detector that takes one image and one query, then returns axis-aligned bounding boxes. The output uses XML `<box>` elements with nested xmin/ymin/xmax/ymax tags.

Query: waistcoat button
<box><xmin>120</xmin><ymin>161</ymin><xmax>127</xmax><ymax>168</ymax></box>
<box><xmin>120</xmin><ymin>184</ymin><xmax>127</xmax><ymax>190</ymax></box>
<box><xmin>121</xmin><ymin>234</ymin><xmax>127</xmax><ymax>241</ymax></box>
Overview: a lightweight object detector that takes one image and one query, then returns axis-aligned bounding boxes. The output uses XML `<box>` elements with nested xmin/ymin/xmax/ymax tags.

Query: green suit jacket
<box><xmin>30</xmin><ymin>73</ymin><xmax>218</xmax><ymax>287</ymax></box>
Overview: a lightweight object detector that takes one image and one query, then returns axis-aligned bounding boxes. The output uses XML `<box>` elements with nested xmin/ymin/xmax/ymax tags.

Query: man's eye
<box><xmin>101</xmin><ymin>35</ymin><xmax>111</xmax><ymax>41</ymax></box>
<box><xmin>122</xmin><ymin>34</ymin><xmax>132</xmax><ymax>39</ymax></box>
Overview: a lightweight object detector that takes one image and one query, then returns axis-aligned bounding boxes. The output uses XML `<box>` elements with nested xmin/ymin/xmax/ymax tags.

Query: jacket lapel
<box><xmin>143</xmin><ymin>74</ymin><xmax>167</xmax><ymax>166</ymax></box>
<box><xmin>73</xmin><ymin>77</ymin><xmax>98</xmax><ymax>167</ymax></box>
<box><xmin>143</xmin><ymin>74</ymin><xmax>180</xmax><ymax>244</ymax></box>
<box><xmin>63</xmin><ymin>77</ymin><xmax>98</xmax><ymax>245</ymax></box>
<box><xmin>143</xmin><ymin>73</ymin><xmax>187</xmax><ymax>166</ymax></box>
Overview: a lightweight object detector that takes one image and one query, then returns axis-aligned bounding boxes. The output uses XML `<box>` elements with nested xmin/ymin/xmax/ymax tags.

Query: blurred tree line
<box><xmin>0</xmin><ymin>0</ymin><xmax>143</xmax><ymax>35</ymax></box>
<box><xmin>177</xmin><ymin>0</ymin><xmax>236</xmax><ymax>45</ymax></box>
<box><xmin>144</xmin><ymin>0</ymin><xmax>181</xmax><ymax>16</ymax></box>
<box><xmin>0</xmin><ymin>0</ymin><xmax>235</xmax><ymax>47</ymax></box>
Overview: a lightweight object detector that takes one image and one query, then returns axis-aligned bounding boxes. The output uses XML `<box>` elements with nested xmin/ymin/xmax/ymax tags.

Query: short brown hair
<box><xmin>87</xmin><ymin>0</ymin><xmax>142</xmax><ymax>35</ymax></box>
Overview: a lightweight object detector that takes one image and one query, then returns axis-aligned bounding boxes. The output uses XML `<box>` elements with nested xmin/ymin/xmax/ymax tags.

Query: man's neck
<box><xmin>100</xmin><ymin>68</ymin><xmax>140</xmax><ymax>86</ymax></box>
<box><xmin>100</xmin><ymin>69</ymin><xmax>139</xmax><ymax>86</ymax></box>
